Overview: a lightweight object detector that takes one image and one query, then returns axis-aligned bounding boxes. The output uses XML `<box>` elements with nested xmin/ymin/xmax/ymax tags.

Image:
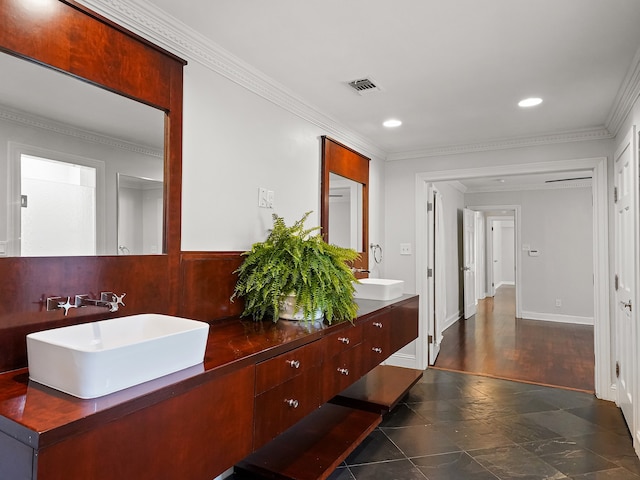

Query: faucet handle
<box><xmin>46</xmin><ymin>296</ymin><xmax>77</xmax><ymax>316</ymax></box>
<box><xmin>101</xmin><ymin>292</ymin><xmax>126</xmax><ymax>307</ymax></box>
<box><xmin>56</xmin><ymin>297</ymin><xmax>77</xmax><ymax>316</ymax></box>
<box><xmin>113</xmin><ymin>293</ymin><xmax>126</xmax><ymax>307</ymax></box>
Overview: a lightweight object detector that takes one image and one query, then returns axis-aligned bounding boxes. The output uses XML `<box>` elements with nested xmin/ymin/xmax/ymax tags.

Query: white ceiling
<box><xmin>145</xmin><ymin>0</ymin><xmax>640</xmax><ymax>156</ymax></box>
<box><xmin>6</xmin><ymin>0</ymin><xmax>640</xmax><ymax>191</ymax></box>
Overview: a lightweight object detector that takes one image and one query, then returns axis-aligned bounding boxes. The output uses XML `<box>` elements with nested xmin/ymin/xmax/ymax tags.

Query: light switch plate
<box><xmin>400</xmin><ymin>243</ymin><xmax>412</xmax><ymax>255</ymax></box>
<box><xmin>258</xmin><ymin>187</ymin><xmax>267</xmax><ymax>208</ymax></box>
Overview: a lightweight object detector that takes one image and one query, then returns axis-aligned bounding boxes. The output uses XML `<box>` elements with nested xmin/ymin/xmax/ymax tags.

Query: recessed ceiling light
<box><xmin>383</xmin><ymin>119</ymin><xmax>402</xmax><ymax>128</ymax></box>
<box><xmin>518</xmin><ymin>97</ymin><xmax>543</xmax><ymax>107</ymax></box>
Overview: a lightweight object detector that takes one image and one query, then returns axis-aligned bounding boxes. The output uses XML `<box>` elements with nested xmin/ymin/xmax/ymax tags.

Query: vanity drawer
<box><xmin>321</xmin><ymin>346</ymin><xmax>365</xmax><ymax>403</ymax></box>
<box><xmin>255</xmin><ymin>340</ymin><xmax>323</xmax><ymax>394</ymax></box>
<box><xmin>254</xmin><ymin>367</ymin><xmax>322</xmax><ymax>448</ymax></box>
<box><xmin>323</xmin><ymin>323</ymin><xmax>363</xmax><ymax>358</ymax></box>
<box><xmin>362</xmin><ymin>312</ymin><xmax>391</xmax><ymax>371</ymax></box>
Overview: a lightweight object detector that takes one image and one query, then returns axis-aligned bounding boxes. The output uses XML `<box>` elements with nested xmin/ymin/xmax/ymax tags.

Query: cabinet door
<box><xmin>37</xmin><ymin>366</ymin><xmax>255</xmax><ymax>480</ymax></box>
<box><xmin>321</xmin><ymin>346</ymin><xmax>365</xmax><ymax>403</ymax></box>
<box><xmin>323</xmin><ymin>323</ymin><xmax>363</xmax><ymax>358</ymax></box>
<box><xmin>254</xmin><ymin>367</ymin><xmax>322</xmax><ymax>448</ymax></box>
<box><xmin>255</xmin><ymin>340</ymin><xmax>323</xmax><ymax>394</ymax></box>
<box><xmin>389</xmin><ymin>300</ymin><xmax>419</xmax><ymax>353</ymax></box>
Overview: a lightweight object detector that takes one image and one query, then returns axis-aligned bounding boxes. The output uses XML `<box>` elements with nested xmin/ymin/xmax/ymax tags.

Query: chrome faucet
<box><xmin>46</xmin><ymin>292</ymin><xmax>126</xmax><ymax>315</ymax></box>
<box><xmin>351</xmin><ymin>268</ymin><xmax>371</xmax><ymax>274</ymax></box>
<box><xmin>75</xmin><ymin>292</ymin><xmax>126</xmax><ymax>312</ymax></box>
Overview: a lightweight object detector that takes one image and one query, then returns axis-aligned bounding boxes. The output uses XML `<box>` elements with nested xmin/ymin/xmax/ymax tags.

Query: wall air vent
<box><xmin>347</xmin><ymin>77</ymin><xmax>383</xmax><ymax>96</ymax></box>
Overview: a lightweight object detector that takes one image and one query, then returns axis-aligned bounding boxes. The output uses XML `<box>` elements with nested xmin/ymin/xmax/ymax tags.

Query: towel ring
<box><xmin>370</xmin><ymin>243</ymin><xmax>383</xmax><ymax>264</ymax></box>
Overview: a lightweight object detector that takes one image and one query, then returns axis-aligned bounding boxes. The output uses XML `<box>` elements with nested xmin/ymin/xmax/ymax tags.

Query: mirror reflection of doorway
<box><xmin>117</xmin><ymin>174</ymin><xmax>163</xmax><ymax>255</ymax></box>
<box><xmin>20</xmin><ymin>154</ymin><xmax>97</xmax><ymax>256</ymax></box>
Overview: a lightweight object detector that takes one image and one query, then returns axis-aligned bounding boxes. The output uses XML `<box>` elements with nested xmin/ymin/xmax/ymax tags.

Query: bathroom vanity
<box><xmin>0</xmin><ymin>295</ymin><xmax>419</xmax><ymax>480</ymax></box>
<box><xmin>0</xmin><ymin>2</ymin><xmax>420</xmax><ymax>479</ymax></box>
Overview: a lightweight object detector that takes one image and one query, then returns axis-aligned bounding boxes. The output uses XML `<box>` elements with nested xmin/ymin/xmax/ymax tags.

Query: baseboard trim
<box><xmin>442</xmin><ymin>311</ymin><xmax>462</xmax><ymax>333</ymax></box>
<box><xmin>520</xmin><ymin>310</ymin><xmax>594</xmax><ymax>326</ymax></box>
<box><xmin>384</xmin><ymin>352</ymin><xmax>418</xmax><ymax>370</ymax></box>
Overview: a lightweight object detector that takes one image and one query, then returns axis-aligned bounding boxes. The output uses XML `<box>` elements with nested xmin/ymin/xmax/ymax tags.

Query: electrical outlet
<box><xmin>400</xmin><ymin>243</ymin><xmax>412</xmax><ymax>255</ymax></box>
<box><xmin>258</xmin><ymin>187</ymin><xmax>267</xmax><ymax>208</ymax></box>
<box><xmin>555</xmin><ymin>298</ymin><xmax>562</xmax><ymax>307</ymax></box>
<box><xmin>266</xmin><ymin>190</ymin><xmax>274</xmax><ymax>208</ymax></box>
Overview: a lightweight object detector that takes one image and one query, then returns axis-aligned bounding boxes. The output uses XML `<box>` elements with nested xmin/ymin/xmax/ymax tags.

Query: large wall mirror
<box><xmin>320</xmin><ymin>136</ymin><xmax>369</xmax><ymax>275</ymax></box>
<box><xmin>0</xmin><ymin>51</ymin><xmax>165</xmax><ymax>257</ymax></box>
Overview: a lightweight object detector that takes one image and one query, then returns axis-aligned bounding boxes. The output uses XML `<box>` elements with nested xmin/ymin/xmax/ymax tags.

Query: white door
<box><xmin>463</xmin><ymin>208</ymin><xmax>477</xmax><ymax>319</ymax></box>
<box><xmin>614</xmin><ymin>126</ymin><xmax>637</xmax><ymax>432</ymax></box>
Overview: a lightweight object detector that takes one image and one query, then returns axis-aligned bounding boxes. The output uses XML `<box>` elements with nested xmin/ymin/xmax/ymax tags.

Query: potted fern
<box><xmin>232</xmin><ymin>211</ymin><xmax>359</xmax><ymax>324</ymax></box>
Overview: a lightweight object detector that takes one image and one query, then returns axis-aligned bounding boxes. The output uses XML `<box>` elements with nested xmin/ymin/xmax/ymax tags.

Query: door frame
<box><xmin>414</xmin><ymin>157</ymin><xmax>611</xmax><ymax>400</ymax></box>
<box><xmin>469</xmin><ymin>208</ymin><xmax>520</xmax><ymax>317</ymax></box>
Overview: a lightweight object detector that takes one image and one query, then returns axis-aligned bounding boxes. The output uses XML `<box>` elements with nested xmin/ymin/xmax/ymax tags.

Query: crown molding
<box><xmin>75</xmin><ymin>1</ymin><xmax>628</xmax><ymax>163</ymax></box>
<box><xmin>386</xmin><ymin>127</ymin><xmax>613</xmax><ymax>161</ymax></box>
<box><xmin>0</xmin><ymin>105</ymin><xmax>162</xmax><ymax>157</ymax></box>
<box><xmin>445</xmin><ymin>181</ymin><xmax>468</xmax><ymax>193</ymax></box>
<box><xmin>605</xmin><ymin>44</ymin><xmax>640</xmax><ymax>137</ymax></box>
<box><xmin>75</xmin><ymin>0</ymin><xmax>387</xmax><ymax>161</ymax></box>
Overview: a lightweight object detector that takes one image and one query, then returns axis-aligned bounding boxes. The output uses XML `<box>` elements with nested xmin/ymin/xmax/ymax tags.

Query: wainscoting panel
<box><xmin>179</xmin><ymin>252</ymin><xmax>245</xmax><ymax>321</ymax></box>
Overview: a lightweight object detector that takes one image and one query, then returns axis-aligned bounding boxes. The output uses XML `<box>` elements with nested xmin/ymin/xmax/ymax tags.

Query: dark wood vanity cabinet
<box><xmin>0</xmin><ymin>295</ymin><xmax>418</xmax><ymax>480</ymax></box>
<box><xmin>238</xmin><ymin>296</ymin><xmax>421</xmax><ymax>480</ymax></box>
<box><xmin>321</xmin><ymin>323</ymin><xmax>365</xmax><ymax>403</ymax></box>
<box><xmin>254</xmin><ymin>340</ymin><xmax>325</xmax><ymax>448</ymax></box>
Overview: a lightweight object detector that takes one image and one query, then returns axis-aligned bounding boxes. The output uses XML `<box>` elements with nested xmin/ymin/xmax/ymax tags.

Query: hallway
<box><xmin>434</xmin><ymin>286</ymin><xmax>595</xmax><ymax>392</ymax></box>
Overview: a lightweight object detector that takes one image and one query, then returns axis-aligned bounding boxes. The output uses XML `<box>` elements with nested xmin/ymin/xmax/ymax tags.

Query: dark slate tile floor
<box><xmin>329</xmin><ymin>369</ymin><xmax>640</xmax><ymax>480</ymax></box>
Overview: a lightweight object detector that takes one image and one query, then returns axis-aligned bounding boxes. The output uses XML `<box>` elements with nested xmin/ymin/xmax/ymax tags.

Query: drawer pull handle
<box><xmin>337</xmin><ymin>368</ymin><xmax>350</xmax><ymax>376</ymax></box>
<box><xmin>372</xmin><ymin>347</ymin><xmax>383</xmax><ymax>353</ymax></box>
<box><xmin>338</xmin><ymin>337</ymin><xmax>350</xmax><ymax>345</ymax></box>
<box><xmin>284</xmin><ymin>399</ymin><xmax>299</xmax><ymax>408</ymax></box>
<box><xmin>373</xmin><ymin>322</ymin><xmax>383</xmax><ymax>328</ymax></box>
<box><xmin>287</xmin><ymin>359</ymin><xmax>301</xmax><ymax>369</ymax></box>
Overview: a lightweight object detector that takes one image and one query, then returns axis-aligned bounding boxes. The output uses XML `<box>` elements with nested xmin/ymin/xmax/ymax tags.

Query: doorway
<box><xmin>414</xmin><ymin>156</ymin><xmax>611</xmax><ymax>401</ymax></box>
<box><xmin>20</xmin><ymin>154</ymin><xmax>97</xmax><ymax>256</ymax></box>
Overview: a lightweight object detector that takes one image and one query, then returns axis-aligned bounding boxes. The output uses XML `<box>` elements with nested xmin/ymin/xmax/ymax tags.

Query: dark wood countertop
<box><xmin>0</xmin><ymin>295</ymin><xmax>417</xmax><ymax>450</ymax></box>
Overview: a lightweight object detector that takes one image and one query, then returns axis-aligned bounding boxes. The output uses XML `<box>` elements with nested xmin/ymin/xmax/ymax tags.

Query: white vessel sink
<box><xmin>27</xmin><ymin>314</ymin><xmax>210</xmax><ymax>399</ymax></box>
<box><xmin>353</xmin><ymin>278</ymin><xmax>405</xmax><ymax>301</ymax></box>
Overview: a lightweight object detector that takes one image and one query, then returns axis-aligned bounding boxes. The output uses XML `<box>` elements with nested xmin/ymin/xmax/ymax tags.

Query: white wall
<box><xmin>467</xmin><ymin>188</ymin><xmax>594</xmax><ymax>323</ymax></box>
<box><xmin>180</xmin><ymin>61</ymin><xmax>385</xmax><ymax>269</ymax></box>
<box><xmin>384</xmin><ymin>140</ymin><xmax>611</xmax><ymax>298</ymax></box>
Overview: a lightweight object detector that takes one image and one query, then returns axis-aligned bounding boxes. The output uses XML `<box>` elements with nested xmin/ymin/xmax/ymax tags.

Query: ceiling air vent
<box><xmin>544</xmin><ymin>177</ymin><xmax>592</xmax><ymax>183</ymax></box>
<box><xmin>347</xmin><ymin>77</ymin><xmax>382</xmax><ymax>96</ymax></box>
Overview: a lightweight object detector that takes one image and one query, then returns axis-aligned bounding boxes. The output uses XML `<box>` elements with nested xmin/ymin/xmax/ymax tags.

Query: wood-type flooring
<box><xmin>434</xmin><ymin>285</ymin><xmax>595</xmax><ymax>392</ymax></box>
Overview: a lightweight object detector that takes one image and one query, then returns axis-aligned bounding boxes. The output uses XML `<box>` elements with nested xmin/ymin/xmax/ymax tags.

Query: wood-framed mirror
<box><xmin>0</xmin><ymin>0</ymin><xmax>185</xmax><ymax>258</ymax></box>
<box><xmin>320</xmin><ymin>136</ymin><xmax>369</xmax><ymax>277</ymax></box>
<box><xmin>0</xmin><ymin>0</ymin><xmax>186</xmax><ymax>371</ymax></box>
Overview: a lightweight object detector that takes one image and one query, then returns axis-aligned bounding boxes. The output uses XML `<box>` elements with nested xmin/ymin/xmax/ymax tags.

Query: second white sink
<box><xmin>353</xmin><ymin>278</ymin><xmax>405</xmax><ymax>301</ymax></box>
<box><xmin>27</xmin><ymin>314</ymin><xmax>210</xmax><ymax>399</ymax></box>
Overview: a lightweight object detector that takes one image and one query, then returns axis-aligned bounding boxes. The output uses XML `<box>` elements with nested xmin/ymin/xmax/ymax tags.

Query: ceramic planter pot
<box><xmin>279</xmin><ymin>295</ymin><xmax>323</xmax><ymax>321</ymax></box>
